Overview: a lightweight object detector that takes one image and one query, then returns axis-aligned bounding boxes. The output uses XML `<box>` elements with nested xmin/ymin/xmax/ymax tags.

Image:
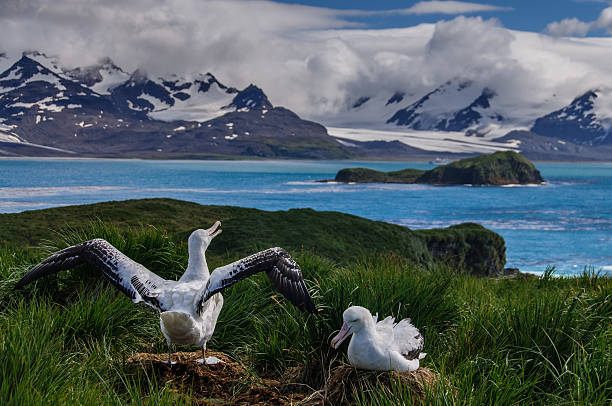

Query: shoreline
<box><xmin>1</xmin><ymin>155</ymin><xmax>611</xmax><ymax>164</ymax></box>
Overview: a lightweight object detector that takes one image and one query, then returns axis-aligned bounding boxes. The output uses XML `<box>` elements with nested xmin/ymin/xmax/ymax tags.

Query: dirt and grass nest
<box><xmin>126</xmin><ymin>351</ymin><xmax>438</xmax><ymax>405</ymax></box>
<box><xmin>302</xmin><ymin>364</ymin><xmax>437</xmax><ymax>405</ymax></box>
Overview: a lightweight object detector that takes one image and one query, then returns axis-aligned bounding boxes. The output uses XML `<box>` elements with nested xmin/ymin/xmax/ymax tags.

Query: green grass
<box><xmin>0</xmin><ymin>206</ymin><xmax>610</xmax><ymax>405</ymax></box>
<box><xmin>0</xmin><ymin>198</ymin><xmax>505</xmax><ymax>275</ymax></box>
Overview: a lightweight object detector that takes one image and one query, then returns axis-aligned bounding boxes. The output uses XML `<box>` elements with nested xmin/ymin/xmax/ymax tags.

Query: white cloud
<box><xmin>595</xmin><ymin>6</ymin><xmax>612</xmax><ymax>32</ymax></box>
<box><xmin>397</xmin><ymin>1</ymin><xmax>511</xmax><ymax>15</ymax></box>
<box><xmin>546</xmin><ymin>18</ymin><xmax>592</xmax><ymax>37</ymax></box>
<box><xmin>0</xmin><ymin>0</ymin><xmax>609</xmax><ymax>126</ymax></box>
<box><xmin>340</xmin><ymin>1</ymin><xmax>511</xmax><ymax>17</ymax></box>
<box><xmin>546</xmin><ymin>5</ymin><xmax>612</xmax><ymax>37</ymax></box>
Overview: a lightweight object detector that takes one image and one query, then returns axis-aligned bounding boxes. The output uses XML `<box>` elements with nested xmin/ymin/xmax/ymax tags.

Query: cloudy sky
<box><xmin>2</xmin><ymin>0</ymin><xmax>612</xmax><ymax>120</ymax></box>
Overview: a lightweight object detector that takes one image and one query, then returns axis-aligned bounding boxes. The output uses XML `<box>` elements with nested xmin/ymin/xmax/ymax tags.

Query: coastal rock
<box><xmin>415</xmin><ymin>223</ymin><xmax>506</xmax><ymax>277</ymax></box>
<box><xmin>417</xmin><ymin>151</ymin><xmax>544</xmax><ymax>185</ymax></box>
<box><xmin>335</xmin><ymin>167</ymin><xmax>425</xmax><ymax>183</ymax></box>
<box><xmin>332</xmin><ymin>151</ymin><xmax>544</xmax><ymax>186</ymax></box>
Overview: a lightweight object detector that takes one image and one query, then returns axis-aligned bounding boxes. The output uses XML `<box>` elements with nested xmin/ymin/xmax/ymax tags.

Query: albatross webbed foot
<box><xmin>197</xmin><ymin>356</ymin><xmax>224</xmax><ymax>365</ymax></box>
<box><xmin>204</xmin><ymin>356</ymin><xmax>223</xmax><ymax>365</ymax></box>
<box><xmin>196</xmin><ymin>345</ymin><xmax>224</xmax><ymax>364</ymax></box>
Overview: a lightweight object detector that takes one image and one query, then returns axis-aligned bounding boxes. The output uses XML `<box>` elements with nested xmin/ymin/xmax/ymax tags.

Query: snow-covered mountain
<box><xmin>0</xmin><ymin>54</ymin><xmax>118</xmax><ymax>119</ymax></box>
<box><xmin>322</xmin><ymin>78</ymin><xmax>522</xmax><ymax>146</ymax></box>
<box><xmin>1</xmin><ymin>50</ymin><xmax>610</xmax><ymax>160</ymax></box>
<box><xmin>66</xmin><ymin>57</ymin><xmax>130</xmax><ymax>94</ymax></box>
<box><xmin>0</xmin><ymin>52</ymin><xmax>347</xmax><ymax>159</ymax></box>
<box><xmin>386</xmin><ymin>80</ymin><xmax>503</xmax><ymax>133</ymax></box>
<box><xmin>321</xmin><ymin>76</ymin><xmax>612</xmax><ymax>157</ymax></box>
<box><xmin>531</xmin><ymin>89</ymin><xmax>612</xmax><ymax>146</ymax></box>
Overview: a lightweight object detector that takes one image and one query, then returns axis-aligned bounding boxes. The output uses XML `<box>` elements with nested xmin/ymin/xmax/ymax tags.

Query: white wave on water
<box><xmin>0</xmin><ymin>186</ymin><xmax>128</xmax><ymax>198</ymax></box>
<box><xmin>500</xmin><ymin>183</ymin><xmax>547</xmax><ymax>188</ymax></box>
<box><xmin>393</xmin><ymin>217</ymin><xmax>612</xmax><ymax>232</ymax></box>
<box><xmin>144</xmin><ymin>182</ymin><xmax>433</xmax><ymax>195</ymax></box>
<box><xmin>139</xmin><ymin>187</ymin><xmax>219</xmax><ymax>193</ymax></box>
<box><xmin>285</xmin><ymin>180</ymin><xmax>324</xmax><ymax>185</ymax></box>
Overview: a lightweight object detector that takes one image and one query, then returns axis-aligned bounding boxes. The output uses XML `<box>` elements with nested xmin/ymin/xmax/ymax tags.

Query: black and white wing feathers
<box><xmin>15</xmin><ymin>239</ymin><xmax>169</xmax><ymax>311</ymax></box>
<box><xmin>198</xmin><ymin>247</ymin><xmax>315</xmax><ymax>313</ymax></box>
<box><xmin>394</xmin><ymin>318</ymin><xmax>425</xmax><ymax>360</ymax></box>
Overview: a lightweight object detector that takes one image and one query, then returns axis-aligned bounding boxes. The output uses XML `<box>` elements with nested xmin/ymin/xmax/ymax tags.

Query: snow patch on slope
<box><xmin>150</xmin><ymin>77</ymin><xmax>235</xmax><ymax>122</ymax></box>
<box><xmin>328</xmin><ymin>126</ymin><xmax>520</xmax><ymax>153</ymax></box>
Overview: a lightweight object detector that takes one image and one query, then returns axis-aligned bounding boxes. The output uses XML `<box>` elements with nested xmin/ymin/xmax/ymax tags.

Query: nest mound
<box><xmin>126</xmin><ymin>352</ymin><xmax>438</xmax><ymax>405</ymax></box>
<box><xmin>303</xmin><ymin>365</ymin><xmax>438</xmax><ymax>405</ymax></box>
<box><xmin>125</xmin><ymin>351</ymin><xmax>303</xmax><ymax>405</ymax></box>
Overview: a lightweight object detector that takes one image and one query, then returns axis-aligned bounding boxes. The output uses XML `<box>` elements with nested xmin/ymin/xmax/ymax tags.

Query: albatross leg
<box><xmin>197</xmin><ymin>344</ymin><xmax>223</xmax><ymax>365</ymax></box>
<box><xmin>165</xmin><ymin>343</ymin><xmax>176</xmax><ymax>365</ymax></box>
<box><xmin>197</xmin><ymin>344</ymin><xmax>206</xmax><ymax>364</ymax></box>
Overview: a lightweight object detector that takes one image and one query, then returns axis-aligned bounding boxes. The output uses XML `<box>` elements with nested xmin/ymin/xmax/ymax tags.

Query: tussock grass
<box><xmin>1</xmin><ymin>221</ymin><xmax>610</xmax><ymax>405</ymax></box>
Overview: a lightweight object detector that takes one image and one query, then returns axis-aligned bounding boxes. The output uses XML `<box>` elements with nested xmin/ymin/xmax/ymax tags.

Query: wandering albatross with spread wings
<box><xmin>15</xmin><ymin>221</ymin><xmax>315</xmax><ymax>364</ymax></box>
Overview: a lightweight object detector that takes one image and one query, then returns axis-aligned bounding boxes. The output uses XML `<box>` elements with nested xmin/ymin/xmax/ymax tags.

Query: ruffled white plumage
<box><xmin>332</xmin><ymin>306</ymin><xmax>426</xmax><ymax>372</ymax></box>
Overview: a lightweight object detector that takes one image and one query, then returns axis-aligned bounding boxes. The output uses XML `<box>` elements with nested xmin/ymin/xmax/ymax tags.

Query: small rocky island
<box><xmin>332</xmin><ymin>151</ymin><xmax>545</xmax><ymax>186</ymax></box>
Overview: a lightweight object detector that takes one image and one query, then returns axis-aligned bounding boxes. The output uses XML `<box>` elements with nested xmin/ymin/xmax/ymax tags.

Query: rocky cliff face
<box><xmin>416</xmin><ymin>223</ymin><xmax>506</xmax><ymax>276</ymax></box>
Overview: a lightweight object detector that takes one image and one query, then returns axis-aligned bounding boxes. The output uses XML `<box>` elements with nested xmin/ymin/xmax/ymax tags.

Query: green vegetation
<box><xmin>418</xmin><ymin>151</ymin><xmax>545</xmax><ymax>185</ymax></box>
<box><xmin>0</xmin><ymin>198</ymin><xmax>505</xmax><ymax>275</ymax></box>
<box><xmin>335</xmin><ymin>167</ymin><xmax>426</xmax><ymax>183</ymax></box>
<box><xmin>334</xmin><ymin>151</ymin><xmax>545</xmax><ymax>185</ymax></box>
<box><xmin>1</xmin><ymin>200</ymin><xmax>609</xmax><ymax>405</ymax></box>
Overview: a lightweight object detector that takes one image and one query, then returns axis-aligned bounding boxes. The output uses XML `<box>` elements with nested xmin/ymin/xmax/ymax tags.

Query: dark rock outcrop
<box><xmin>415</xmin><ymin>223</ymin><xmax>506</xmax><ymax>277</ymax></box>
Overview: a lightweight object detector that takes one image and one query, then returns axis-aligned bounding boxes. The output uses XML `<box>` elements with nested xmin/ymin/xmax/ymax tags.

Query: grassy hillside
<box><xmin>0</xmin><ymin>198</ymin><xmax>505</xmax><ymax>275</ymax></box>
<box><xmin>1</xmin><ymin>219</ymin><xmax>610</xmax><ymax>405</ymax></box>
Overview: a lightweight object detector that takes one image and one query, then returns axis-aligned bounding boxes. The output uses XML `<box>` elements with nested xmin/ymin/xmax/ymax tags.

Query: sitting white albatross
<box><xmin>15</xmin><ymin>221</ymin><xmax>315</xmax><ymax>364</ymax></box>
<box><xmin>331</xmin><ymin>306</ymin><xmax>426</xmax><ymax>372</ymax></box>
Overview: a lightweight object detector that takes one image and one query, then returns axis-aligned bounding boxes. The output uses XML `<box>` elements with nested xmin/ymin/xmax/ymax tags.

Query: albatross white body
<box><xmin>15</xmin><ymin>221</ymin><xmax>315</xmax><ymax>365</ymax></box>
<box><xmin>331</xmin><ymin>306</ymin><xmax>426</xmax><ymax>372</ymax></box>
<box><xmin>158</xmin><ymin>225</ymin><xmax>225</xmax><ymax>364</ymax></box>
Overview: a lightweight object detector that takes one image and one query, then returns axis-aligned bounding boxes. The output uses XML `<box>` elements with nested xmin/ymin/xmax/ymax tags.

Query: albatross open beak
<box><xmin>331</xmin><ymin>322</ymin><xmax>352</xmax><ymax>349</ymax></box>
<box><xmin>206</xmin><ymin>221</ymin><xmax>222</xmax><ymax>239</ymax></box>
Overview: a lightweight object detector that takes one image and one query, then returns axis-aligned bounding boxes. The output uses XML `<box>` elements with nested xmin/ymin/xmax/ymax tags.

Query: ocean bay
<box><xmin>1</xmin><ymin>158</ymin><xmax>610</xmax><ymax>275</ymax></box>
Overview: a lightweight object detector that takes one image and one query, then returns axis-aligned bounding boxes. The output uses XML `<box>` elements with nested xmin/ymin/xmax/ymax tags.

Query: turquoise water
<box><xmin>0</xmin><ymin>158</ymin><xmax>610</xmax><ymax>275</ymax></box>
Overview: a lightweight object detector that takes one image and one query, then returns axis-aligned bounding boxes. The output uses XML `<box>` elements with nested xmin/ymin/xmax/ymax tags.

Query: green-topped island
<box><xmin>332</xmin><ymin>151</ymin><xmax>545</xmax><ymax>186</ymax></box>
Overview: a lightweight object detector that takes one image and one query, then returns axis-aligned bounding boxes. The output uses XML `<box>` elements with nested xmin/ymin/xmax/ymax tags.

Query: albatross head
<box><xmin>188</xmin><ymin>221</ymin><xmax>222</xmax><ymax>251</ymax></box>
<box><xmin>331</xmin><ymin>306</ymin><xmax>374</xmax><ymax>349</ymax></box>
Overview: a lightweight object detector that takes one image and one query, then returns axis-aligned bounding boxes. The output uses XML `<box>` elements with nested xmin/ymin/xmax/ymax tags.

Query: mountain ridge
<box><xmin>0</xmin><ymin>51</ymin><xmax>611</xmax><ymax>160</ymax></box>
<box><xmin>0</xmin><ymin>53</ymin><xmax>353</xmax><ymax>159</ymax></box>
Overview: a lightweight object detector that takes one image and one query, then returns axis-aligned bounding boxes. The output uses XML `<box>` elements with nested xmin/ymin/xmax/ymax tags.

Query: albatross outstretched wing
<box><xmin>198</xmin><ymin>247</ymin><xmax>315</xmax><ymax>313</ymax></box>
<box><xmin>14</xmin><ymin>238</ymin><xmax>169</xmax><ymax>311</ymax></box>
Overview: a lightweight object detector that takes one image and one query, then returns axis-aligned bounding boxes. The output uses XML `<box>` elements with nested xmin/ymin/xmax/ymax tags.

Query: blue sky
<box><xmin>275</xmin><ymin>0</ymin><xmax>611</xmax><ymax>35</ymax></box>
